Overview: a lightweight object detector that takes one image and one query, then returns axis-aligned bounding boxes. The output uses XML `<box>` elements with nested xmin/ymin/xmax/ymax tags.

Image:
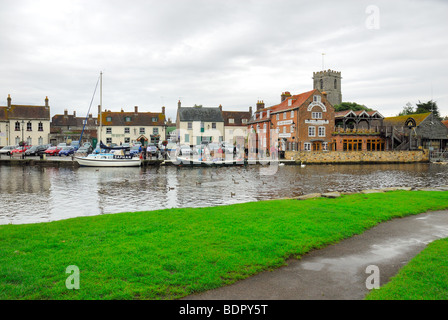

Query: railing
<box><xmin>430</xmin><ymin>150</ymin><xmax>448</xmax><ymax>162</ymax></box>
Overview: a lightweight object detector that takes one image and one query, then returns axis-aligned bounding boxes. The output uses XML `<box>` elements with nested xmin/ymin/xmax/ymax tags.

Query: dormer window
<box><xmin>288</xmin><ymin>99</ymin><xmax>292</xmax><ymax>107</ymax></box>
<box><xmin>125</xmin><ymin>116</ymin><xmax>131</xmax><ymax>122</ymax></box>
<box><xmin>106</xmin><ymin>116</ymin><xmax>112</xmax><ymax>122</ymax></box>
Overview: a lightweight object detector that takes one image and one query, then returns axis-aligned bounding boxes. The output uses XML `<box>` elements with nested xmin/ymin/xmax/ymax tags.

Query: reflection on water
<box><xmin>0</xmin><ymin>163</ymin><xmax>447</xmax><ymax>225</ymax></box>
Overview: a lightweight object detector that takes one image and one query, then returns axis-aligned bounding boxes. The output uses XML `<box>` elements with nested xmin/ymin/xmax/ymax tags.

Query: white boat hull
<box><xmin>75</xmin><ymin>154</ymin><xmax>141</xmax><ymax>167</ymax></box>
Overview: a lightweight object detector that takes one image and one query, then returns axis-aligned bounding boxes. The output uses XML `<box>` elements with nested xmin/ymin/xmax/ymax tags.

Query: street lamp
<box><xmin>21</xmin><ymin>120</ymin><xmax>25</xmax><ymax>159</ymax></box>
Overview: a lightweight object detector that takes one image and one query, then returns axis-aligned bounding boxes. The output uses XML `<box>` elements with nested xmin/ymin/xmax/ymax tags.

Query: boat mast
<box><xmin>99</xmin><ymin>71</ymin><xmax>102</xmax><ymax>145</ymax></box>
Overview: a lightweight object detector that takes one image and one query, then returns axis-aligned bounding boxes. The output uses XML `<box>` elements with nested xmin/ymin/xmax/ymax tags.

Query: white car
<box><xmin>179</xmin><ymin>145</ymin><xmax>192</xmax><ymax>156</ymax></box>
<box><xmin>0</xmin><ymin>145</ymin><xmax>17</xmax><ymax>156</ymax></box>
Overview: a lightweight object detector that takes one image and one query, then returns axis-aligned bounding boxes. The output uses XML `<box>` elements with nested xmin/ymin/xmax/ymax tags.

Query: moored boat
<box><xmin>75</xmin><ymin>153</ymin><xmax>141</xmax><ymax>167</ymax></box>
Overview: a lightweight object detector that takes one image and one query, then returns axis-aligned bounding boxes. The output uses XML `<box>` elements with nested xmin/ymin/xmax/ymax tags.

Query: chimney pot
<box><xmin>178</xmin><ymin>100</ymin><xmax>181</xmax><ymax>109</ymax></box>
<box><xmin>162</xmin><ymin>106</ymin><xmax>165</xmax><ymax>115</ymax></box>
<box><xmin>7</xmin><ymin>94</ymin><xmax>11</xmax><ymax>108</ymax></box>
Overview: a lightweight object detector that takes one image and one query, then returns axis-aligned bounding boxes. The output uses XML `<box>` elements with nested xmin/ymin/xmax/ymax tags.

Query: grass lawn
<box><xmin>1</xmin><ymin>190</ymin><xmax>448</xmax><ymax>300</ymax></box>
<box><xmin>365</xmin><ymin>237</ymin><xmax>448</xmax><ymax>300</ymax></box>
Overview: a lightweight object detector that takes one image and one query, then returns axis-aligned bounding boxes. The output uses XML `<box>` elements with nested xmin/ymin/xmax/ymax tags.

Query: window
<box><xmin>288</xmin><ymin>99</ymin><xmax>292</xmax><ymax>107</ymax></box>
<box><xmin>276</xmin><ymin>114</ymin><xmax>279</xmax><ymax>121</ymax></box>
<box><xmin>139</xmin><ymin>127</ymin><xmax>145</xmax><ymax>134</ymax></box>
<box><xmin>27</xmin><ymin>122</ymin><xmax>32</xmax><ymax>131</ymax></box>
<box><xmin>212</xmin><ymin>122</ymin><xmax>216</xmax><ymax>129</ymax></box>
<box><xmin>200</xmin><ymin>122</ymin><xmax>204</xmax><ymax>133</ymax></box>
<box><xmin>15</xmin><ymin>121</ymin><xmax>20</xmax><ymax>131</ymax></box>
<box><xmin>334</xmin><ymin>79</ymin><xmax>337</xmax><ymax>89</ymax></box>
<box><xmin>229</xmin><ymin>118</ymin><xmax>234</xmax><ymax>124</ymax></box>
<box><xmin>124</xmin><ymin>137</ymin><xmax>130</xmax><ymax>143</ymax></box>
<box><xmin>188</xmin><ymin>122</ymin><xmax>192</xmax><ymax>129</ymax></box>
<box><xmin>242</xmin><ymin>119</ymin><xmax>247</xmax><ymax>124</ymax></box>
<box><xmin>125</xmin><ymin>116</ymin><xmax>131</xmax><ymax>122</ymax></box>
<box><xmin>323</xmin><ymin>142</ymin><xmax>328</xmax><ymax>151</ymax></box>
<box><xmin>185</xmin><ymin>134</ymin><xmax>190</xmax><ymax>143</ymax></box>
<box><xmin>308</xmin><ymin>126</ymin><xmax>316</xmax><ymax>137</ymax></box>
<box><xmin>283</xmin><ymin>126</ymin><xmax>287</xmax><ymax>133</ymax></box>
<box><xmin>313</xmin><ymin>95</ymin><xmax>321</xmax><ymax>102</ymax></box>
<box><xmin>27</xmin><ymin>137</ymin><xmax>32</xmax><ymax>145</ymax></box>
<box><xmin>124</xmin><ymin>127</ymin><xmax>130</xmax><ymax>134</ymax></box>
<box><xmin>106</xmin><ymin>116</ymin><xmax>112</xmax><ymax>122</ymax></box>
<box><xmin>283</xmin><ymin>112</ymin><xmax>286</xmax><ymax>120</ymax></box>
<box><xmin>312</xmin><ymin>112</ymin><xmax>322</xmax><ymax>119</ymax></box>
<box><xmin>304</xmin><ymin>142</ymin><xmax>311</xmax><ymax>151</ymax></box>
<box><xmin>106</xmin><ymin>138</ymin><xmax>112</xmax><ymax>144</ymax></box>
<box><xmin>106</xmin><ymin>127</ymin><xmax>112</xmax><ymax>134</ymax></box>
<box><xmin>318</xmin><ymin>126</ymin><xmax>326</xmax><ymax>137</ymax></box>
<box><xmin>267</xmin><ymin>110</ymin><xmax>270</xmax><ymax>117</ymax></box>
<box><xmin>152</xmin><ymin>117</ymin><xmax>158</xmax><ymax>122</ymax></box>
<box><xmin>291</xmin><ymin>110</ymin><xmax>294</xmax><ymax>118</ymax></box>
<box><xmin>38</xmin><ymin>122</ymin><xmax>43</xmax><ymax>131</ymax></box>
<box><xmin>320</xmin><ymin>79</ymin><xmax>323</xmax><ymax>90</ymax></box>
<box><xmin>153</xmin><ymin>127</ymin><xmax>159</xmax><ymax>135</ymax></box>
<box><xmin>15</xmin><ymin>136</ymin><xmax>20</xmax><ymax>144</ymax></box>
<box><xmin>38</xmin><ymin>137</ymin><xmax>43</xmax><ymax>145</ymax></box>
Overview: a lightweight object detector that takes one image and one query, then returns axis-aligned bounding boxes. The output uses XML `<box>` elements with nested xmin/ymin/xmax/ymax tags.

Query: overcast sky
<box><xmin>1</xmin><ymin>0</ymin><xmax>447</xmax><ymax>121</ymax></box>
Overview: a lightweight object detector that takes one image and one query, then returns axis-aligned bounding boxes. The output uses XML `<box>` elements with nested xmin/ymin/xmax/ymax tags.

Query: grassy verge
<box><xmin>1</xmin><ymin>190</ymin><xmax>448</xmax><ymax>300</ymax></box>
<box><xmin>365</xmin><ymin>237</ymin><xmax>448</xmax><ymax>300</ymax></box>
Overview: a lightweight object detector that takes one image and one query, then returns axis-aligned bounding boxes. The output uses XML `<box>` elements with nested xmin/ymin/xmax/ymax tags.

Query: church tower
<box><xmin>313</xmin><ymin>70</ymin><xmax>342</xmax><ymax>107</ymax></box>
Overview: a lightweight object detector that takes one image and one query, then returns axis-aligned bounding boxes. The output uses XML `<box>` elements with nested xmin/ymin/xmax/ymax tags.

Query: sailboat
<box><xmin>74</xmin><ymin>72</ymin><xmax>142</xmax><ymax>167</ymax></box>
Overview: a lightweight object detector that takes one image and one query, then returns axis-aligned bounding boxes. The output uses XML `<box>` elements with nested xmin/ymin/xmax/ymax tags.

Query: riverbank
<box><xmin>1</xmin><ymin>190</ymin><xmax>448</xmax><ymax>300</ymax></box>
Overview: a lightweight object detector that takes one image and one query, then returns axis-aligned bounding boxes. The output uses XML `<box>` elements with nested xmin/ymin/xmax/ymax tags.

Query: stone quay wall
<box><xmin>284</xmin><ymin>149</ymin><xmax>429</xmax><ymax>164</ymax></box>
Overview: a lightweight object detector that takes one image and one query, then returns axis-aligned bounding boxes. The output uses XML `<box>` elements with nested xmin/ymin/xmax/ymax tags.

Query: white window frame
<box><xmin>276</xmin><ymin>113</ymin><xmax>279</xmax><ymax>121</ymax></box>
<box><xmin>291</xmin><ymin>110</ymin><xmax>294</xmax><ymax>118</ymax></box>
<box><xmin>318</xmin><ymin>126</ymin><xmax>326</xmax><ymax>137</ymax></box>
<box><xmin>312</xmin><ymin>112</ymin><xmax>322</xmax><ymax>119</ymax></box>
<box><xmin>323</xmin><ymin>142</ymin><xmax>328</xmax><ymax>151</ymax></box>
<box><xmin>304</xmin><ymin>142</ymin><xmax>311</xmax><ymax>151</ymax></box>
<box><xmin>313</xmin><ymin>95</ymin><xmax>321</xmax><ymax>102</ymax></box>
<box><xmin>106</xmin><ymin>127</ymin><xmax>112</xmax><ymax>134</ymax></box>
<box><xmin>308</xmin><ymin>126</ymin><xmax>316</xmax><ymax>137</ymax></box>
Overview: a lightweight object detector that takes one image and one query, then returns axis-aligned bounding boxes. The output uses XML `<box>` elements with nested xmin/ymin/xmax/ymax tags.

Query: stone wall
<box><xmin>284</xmin><ymin>149</ymin><xmax>429</xmax><ymax>164</ymax></box>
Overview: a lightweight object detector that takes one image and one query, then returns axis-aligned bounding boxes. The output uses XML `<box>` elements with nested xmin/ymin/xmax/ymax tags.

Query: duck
<box><xmin>301</xmin><ymin>161</ymin><xmax>306</xmax><ymax>168</ymax></box>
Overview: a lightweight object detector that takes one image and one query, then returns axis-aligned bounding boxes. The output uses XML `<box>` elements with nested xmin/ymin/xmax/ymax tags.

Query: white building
<box><xmin>98</xmin><ymin>106</ymin><xmax>167</xmax><ymax>146</ymax></box>
<box><xmin>0</xmin><ymin>95</ymin><xmax>51</xmax><ymax>147</ymax></box>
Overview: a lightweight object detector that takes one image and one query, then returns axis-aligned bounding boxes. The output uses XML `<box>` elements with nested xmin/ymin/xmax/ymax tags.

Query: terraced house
<box><xmin>98</xmin><ymin>106</ymin><xmax>166</xmax><ymax>146</ymax></box>
<box><xmin>0</xmin><ymin>95</ymin><xmax>50</xmax><ymax>147</ymax></box>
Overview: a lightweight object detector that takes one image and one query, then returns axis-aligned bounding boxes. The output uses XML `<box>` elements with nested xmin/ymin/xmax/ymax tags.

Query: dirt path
<box><xmin>183</xmin><ymin>210</ymin><xmax>448</xmax><ymax>300</ymax></box>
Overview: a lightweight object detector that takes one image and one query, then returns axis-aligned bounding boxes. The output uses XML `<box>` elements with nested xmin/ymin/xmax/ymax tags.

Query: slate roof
<box><xmin>1</xmin><ymin>105</ymin><xmax>50</xmax><ymax>120</ymax></box>
<box><xmin>221</xmin><ymin>110</ymin><xmax>251</xmax><ymax>126</ymax></box>
<box><xmin>52</xmin><ymin>113</ymin><xmax>97</xmax><ymax>127</ymax></box>
<box><xmin>99</xmin><ymin>110</ymin><xmax>166</xmax><ymax>126</ymax></box>
<box><xmin>177</xmin><ymin>107</ymin><xmax>224</xmax><ymax>122</ymax></box>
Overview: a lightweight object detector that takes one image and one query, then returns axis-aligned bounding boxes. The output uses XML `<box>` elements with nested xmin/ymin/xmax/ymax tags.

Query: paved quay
<box><xmin>183</xmin><ymin>209</ymin><xmax>448</xmax><ymax>300</ymax></box>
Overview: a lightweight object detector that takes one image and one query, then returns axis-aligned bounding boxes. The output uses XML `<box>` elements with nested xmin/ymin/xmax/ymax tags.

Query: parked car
<box><xmin>178</xmin><ymin>145</ymin><xmax>192</xmax><ymax>156</ymax></box>
<box><xmin>58</xmin><ymin>146</ymin><xmax>75</xmax><ymax>156</ymax></box>
<box><xmin>75</xmin><ymin>146</ymin><xmax>91</xmax><ymax>155</ymax></box>
<box><xmin>70</xmin><ymin>141</ymin><xmax>80</xmax><ymax>150</ymax></box>
<box><xmin>45</xmin><ymin>146</ymin><xmax>62</xmax><ymax>156</ymax></box>
<box><xmin>146</xmin><ymin>143</ymin><xmax>158</xmax><ymax>156</ymax></box>
<box><xmin>129</xmin><ymin>145</ymin><xmax>141</xmax><ymax>156</ymax></box>
<box><xmin>57</xmin><ymin>143</ymin><xmax>67</xmax><ymax>148</ymax></box>
<box><xmin>0</xmin><ymin>145</ymin><xmax>17</xmax><ymax>156</ymax></box>
<box><xmin>25</xmin><ymin>145</ymin><xmax>49</xmax><ymax>156</ymax></box>
<box><xmin>11</xmin><ymin>145</ymin><xmax>31</xmax><ymax>154</ymax></box>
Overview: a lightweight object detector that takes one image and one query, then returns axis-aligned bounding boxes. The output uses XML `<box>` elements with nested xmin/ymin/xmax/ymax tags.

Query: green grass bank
<box><xmin>1</xmin><ymin>190</ymin><xmax>448</xmax><ymax>300</ymax></box>
<box><xmin>365</xmin><ymin>237</ymin><xmax>448</xmax><ymax>300</ymax></box>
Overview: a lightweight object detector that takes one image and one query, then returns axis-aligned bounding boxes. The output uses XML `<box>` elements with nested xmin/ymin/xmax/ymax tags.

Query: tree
<box><xmin>397</xmin><ymin>100</ymin><xmax>441</xmax><ymax>120</ymax></box>
<box><xmin>415</xmin><ymin>100</ymin><xmax>441</xmax><ymax>120</ymax></box>
<box><xmin>333</xmin><ymin>102</ymin><xmax>373</xmax><ymax>112</ymax></box>
<box><xmin>398</xmin><ymin>102</ymin><xmax>414</xmax><ymax>116</ymax></box>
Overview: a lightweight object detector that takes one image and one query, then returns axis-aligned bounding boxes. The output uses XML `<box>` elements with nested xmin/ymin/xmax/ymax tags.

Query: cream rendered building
<box><xmin>98</xmin><ymin>106</ymin><xmax>166</xmax><ymax>146</ymax></box>
<box><xmin>0</xmin><ymin>95</ymin><xmax>51</xmax><ymax>147</ymax></box>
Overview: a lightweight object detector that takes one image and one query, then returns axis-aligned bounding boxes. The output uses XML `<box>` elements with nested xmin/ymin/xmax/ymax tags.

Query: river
<box><xmin>1</xmin><ymin>163</ymin><xmax>447</xmax><ymax>225</ymax></box>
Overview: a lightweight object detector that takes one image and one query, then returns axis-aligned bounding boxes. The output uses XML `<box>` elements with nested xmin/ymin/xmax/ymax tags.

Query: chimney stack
<box><xmin>7</xmin><ymin>94</ymin><xmax>11</xmax><ymax>108</ymax></box>
<box><xmin>134</xmin><ymin>106</ymin><xmax>138</xmax><ymax>114</ymax></box>
<box><xmin>256</xmin><ymin>100</ymin><xmax>265</xmax><ymax>111</ymax></box>
<box><xmin>249</xmin><ymin>106</ymin><xmax>252</xmax><ymax>116</ymax></box>
<box><xmin>45</xmin><ymin>96</ymin><xmax>49</xmax><ymax>108</ymax></box>
<box><xmin>73</xmin><ymin>110</ymin><xmax>76</xmax><ymax>117</ymax></box>
<box><xmin>281</xmin><ymin>91</ymin><xmax>291</xmax><ymax>102</ymax></box>
<box><xmin>64</xmin><ymin>109</ymin><xmax>68</xmax><ymax>116</ymax></box>
<box><xmin>178</xmin><ymin>100</ymin><xmax>181</xmax><ymax>109</ymax></box>
<box><xmin>219</xmin><ymin>104</ymin><xmax>222</xmax><ymax>111</ymax></box>
<box><xmin>162</xmin><ymin>106</ymin><xmax>165</xmax><ymax>115</ymax></box>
